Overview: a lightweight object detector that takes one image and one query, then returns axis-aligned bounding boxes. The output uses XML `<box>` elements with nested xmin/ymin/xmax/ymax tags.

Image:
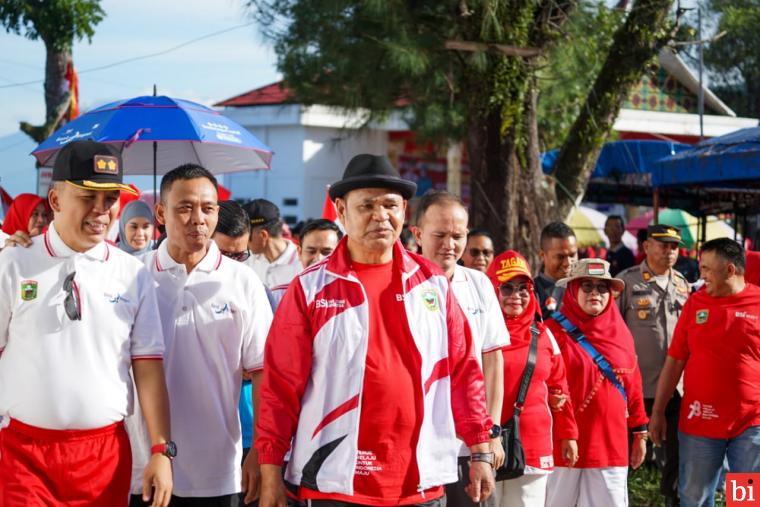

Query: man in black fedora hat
<box><xmin>0</xmin><ymin>140</ymin><xmax>173</xmax><ymax>506</ymax></box>
<box><xmin>254</xmin><ymin>154</ymin><xmax>495</xmax><ymax>507</ymax></box>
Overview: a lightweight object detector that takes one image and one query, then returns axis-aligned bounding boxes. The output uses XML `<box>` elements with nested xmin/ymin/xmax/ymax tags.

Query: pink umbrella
<box><xmin>626</xmin><ymin>211</ymin><xmax>654</xmax><ymax>234</ymax></box>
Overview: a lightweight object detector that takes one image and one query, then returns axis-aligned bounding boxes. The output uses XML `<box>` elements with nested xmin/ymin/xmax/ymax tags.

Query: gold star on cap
<box><xmin>96</xmin><ymin>158</ymin><xmax>107</xmax><ymax>170</ymax></box>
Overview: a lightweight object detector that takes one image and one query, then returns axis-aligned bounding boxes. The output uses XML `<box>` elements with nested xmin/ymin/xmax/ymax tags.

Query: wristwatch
<box><xmin>471</xmin><ymin>452</ymin><xmax>496</xmax><ymax>468</ymax></box>
<box><xmin>488</xmin><ymin>424</ymin><xmax>502</xmax><ymax>439</ymax></box>
<box><xmin>151</xmin><ymin>440</ymin><xmax>178</xmax><ymax>460</ymax></box>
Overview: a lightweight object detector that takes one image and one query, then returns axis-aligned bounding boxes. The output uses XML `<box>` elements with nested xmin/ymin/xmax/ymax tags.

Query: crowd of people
<box><xmin>0</xmin><ymin>141</ymin><xmax>758</xmax><ymax>507</ymax></box>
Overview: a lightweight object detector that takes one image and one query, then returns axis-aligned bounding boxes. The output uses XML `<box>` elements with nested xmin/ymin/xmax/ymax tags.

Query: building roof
<box><xmin>214</xmin><ymin>81</ymin><xmax>294</xmax><ymax>107</ymax></box>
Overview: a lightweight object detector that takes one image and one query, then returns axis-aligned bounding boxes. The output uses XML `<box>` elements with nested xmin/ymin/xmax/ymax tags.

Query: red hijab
<box><xmin>559</xmin><ymin>278</ymin><xmax>638</xmax><ymax>369</ymax></box>
<box><xmin>2</xmin><ymin>193</ymin><xmax>46</xmax><ymax>235</ymax></box>
<box><xmin>487</xmin><ymin>250</ymin><xmax>540</xmax><ymax>344</ymax></box>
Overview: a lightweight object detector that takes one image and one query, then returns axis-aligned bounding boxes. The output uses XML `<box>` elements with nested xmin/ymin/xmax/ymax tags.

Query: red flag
<box><xmin>322</xmin><ymin>188</ymin><xmax>337</xmax><ymax>221</ymax></box>
<box><xmin>65</xmin><ymin>60</ymin><xmax>80</xmax><ymax>120</ymax></box>
<box><xmin>218</xmin><ymin>184</ymin><xmax>232</xmax><ymax>201</ymax></box>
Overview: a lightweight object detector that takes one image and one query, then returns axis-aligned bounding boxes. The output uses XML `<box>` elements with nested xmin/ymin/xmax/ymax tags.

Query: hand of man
<box><xmin>142</xmin><ymin>454</ymin><xmax>173</xmax><ymax>507</ymax></box>
<box><xmin>3</xmin><ymin>231</ymin><xmax>32</xmax><ymax>249</ymax></box>
<box><xmin>561</xmin><ymin>439</ymin><xmax>579</xmax><ymax>467</ymax></box>
<box><xmin>465</xmin><ymin>460</ymin><xmax>495</xmax><ymax>503</ymax></box>
<box><xmin>548</xmin><ymin>391</ymin><xmax>567</xmax><ymax>411</ymax></box>
<box><xmin>648</xmin><ymin>411</ymin><xmax>667</xmax><ymax>446</ymax></box>
<box><xmin>241</xmin><ymin>448</ymin><xmax>262</xmax><ymax>504</ymax></box>
<box><xmin>630</xmin><ymin>435</ymin><xmax>647</xmax><ymax>469</ymax></box>
<box><xmin>258</xmin><ymin>464</ymin><xmax>287</xmax><ymax>507</ymax></box>
<box><xmin>490</xmin><ymin>437</ymin><xmax>505</xmax><ymax>470</ymax></box>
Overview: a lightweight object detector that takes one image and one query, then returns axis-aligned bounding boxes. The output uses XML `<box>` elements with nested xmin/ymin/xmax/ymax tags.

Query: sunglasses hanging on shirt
<box><xmin>63</xmin><ymin>271</ymin><xmax>82</xmax><ymax>321</ymax></box>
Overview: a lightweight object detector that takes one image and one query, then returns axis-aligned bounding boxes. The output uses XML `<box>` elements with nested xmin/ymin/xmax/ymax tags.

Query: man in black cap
<box><xmin>254</xmin><ymin>154</ymin><xmax>495</xmax><ymax>507</ymax></box>
<box><xmin>243</xmin><ymin>198</ymin><xmax>301</xmax><ymax>288</ymax></box>
<box><xmin>0</xmin><ymin>140</ymin><xmax>173</xmax><ymax>507</ymax></box>
<box><xmin>617</xmin><ymin>224</ymin><xmax>689</xmax><ymax>506</ymax></box>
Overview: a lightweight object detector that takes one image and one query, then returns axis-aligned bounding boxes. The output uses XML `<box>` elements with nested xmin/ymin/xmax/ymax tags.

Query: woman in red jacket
<box><xmin>544</xmin><ymin>258</ymin><xmax>648</xmax><ymax>507</ymax></box>
<box><xmin>487</xmin><ymin>251</ymin><xmax>578</xmax><ymax>507</ymax></box>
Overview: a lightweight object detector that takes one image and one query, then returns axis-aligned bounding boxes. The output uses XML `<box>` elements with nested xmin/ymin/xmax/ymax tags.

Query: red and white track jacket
<box><xmin>255</xmin><ymin>238</ymin><xmax>492</xmax><ymax>495</ymax></box>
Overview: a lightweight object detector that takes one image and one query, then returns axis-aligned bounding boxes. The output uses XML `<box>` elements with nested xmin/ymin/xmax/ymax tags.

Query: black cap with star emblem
<box><xmin>648</xmin><ymin>224</ymin><xmax>682</xmax><ymax>244</ymax></box>
<box><xmin>52</xmin><ymin>140</ymin><xmax>137</xmax><ymax>195</ymax></box>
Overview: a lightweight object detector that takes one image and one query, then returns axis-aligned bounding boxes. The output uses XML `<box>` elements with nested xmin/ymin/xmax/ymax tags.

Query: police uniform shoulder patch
<box><xmin>21</xmin><ymin>280</ymin><xmax>38</xmax><ymax>301</ymax></box>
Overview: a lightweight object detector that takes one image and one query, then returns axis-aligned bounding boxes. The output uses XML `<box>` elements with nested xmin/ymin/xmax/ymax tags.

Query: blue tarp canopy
<box><xmin>542</xmin><ymin>140</ymin><xmax>690</xmax><ymax>180</ymax></box>
<box><xmin>654</xmin><ymin>127</ymin><xmax>760</xmax><ymax>188</ymax></box>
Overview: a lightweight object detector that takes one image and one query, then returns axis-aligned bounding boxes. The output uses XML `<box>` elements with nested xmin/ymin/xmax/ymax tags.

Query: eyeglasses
<box><xmin>468</xmin><ymin>248</ymin><xmax>494</xmax><ymax>258</ymax></box>
<box><xmin>579</xmin><ymin>280</ymin><xmax>611</xmax><ymax>295</ymax></box>
<box><xmin>63</xmin><ymin>271</ymin><xmax>81</xmax><ymax>321</ymax></box>
<box><xmin>220</xmin><ymin>249</ymin><xmax>251</xmax><ymax>262</ymax></box>
<box><xmin>499</xmin><ymin>282</ymin><xmax>531</xmax><ymax>298</ymax></box>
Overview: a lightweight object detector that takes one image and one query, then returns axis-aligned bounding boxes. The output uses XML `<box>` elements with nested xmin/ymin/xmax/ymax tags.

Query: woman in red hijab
<box><xmin>544</xmin><ymin>258</ymin><xmax>648</xmax><ymax>507</ymax></box>
<box><xmin>487</xmin><ymin>251</ymin><xmax>578</xmax><ymax>507</ymax></box>
<box><xmin>1</xmin><ymin>193</ymin><xmax>49</xmax><ymax>240</ymax></box>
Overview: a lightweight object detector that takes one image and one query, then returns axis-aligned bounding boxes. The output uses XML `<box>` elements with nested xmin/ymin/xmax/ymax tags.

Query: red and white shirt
<box><xmin>0</xmin><ymin>222</ymin><xmax>163</xmax><ymax>430</ymax></box>
<box><xmin>127</xmin><ymin>240</ymin><xmax>273</xmax><ymax>497</ymax></box>
<box><xmin>255</xmin><ymin>238</ymin><xmax>492</xmax><ymax>501</ymax></box>
<box><xmin>669</xmin><ymin>284</ymin><xmax>760</xmax><ymax>439</ymax></box>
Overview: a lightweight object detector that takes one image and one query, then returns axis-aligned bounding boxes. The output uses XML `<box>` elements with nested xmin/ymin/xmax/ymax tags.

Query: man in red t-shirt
<box><xmin>650</xmin><ymin>238</ymin><xmax>760</xmax><ymax>507</ymax></box>
<box><xmin>255</xmin><ymin>155</ymin><xmax>495</xmax><ymax>507</ymax></box>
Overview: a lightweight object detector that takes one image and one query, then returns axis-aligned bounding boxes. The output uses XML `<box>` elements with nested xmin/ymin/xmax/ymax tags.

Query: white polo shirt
<box><xmin>0</xmin><ymin>222</ymin><xmax>163</xmax><ymax>430</ymax></box>
<box><xmin>127</xmin><ymin>240</ymin><xmax>273</xmax><ymax>497</ymax></box>
<box><xmin>245</xmin><ymin>239</ymin><xmax>300</xmax><ymax>288</ymax></box>
<box><xmin>451</xmin><ymin>264</ymin><xmax>510</xmax><ymax>456</ymax></box>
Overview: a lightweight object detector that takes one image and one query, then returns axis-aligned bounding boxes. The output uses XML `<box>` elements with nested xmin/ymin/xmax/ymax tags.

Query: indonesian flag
<box><xmin>218</xmin><ymin>184</ymin><xmax>232</xmax><ymax>201</ymax></box>
<box><xmin>65</xmin><ymin>60</ymin><xmax>80</xmax><ymax>121</ymax></box>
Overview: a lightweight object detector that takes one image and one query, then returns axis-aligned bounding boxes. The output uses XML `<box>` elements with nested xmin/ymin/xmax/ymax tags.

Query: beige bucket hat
<box><xmin>556</xmin><ymin>258</ymin><xmax>625</xmax><ymax>293</ymax></box>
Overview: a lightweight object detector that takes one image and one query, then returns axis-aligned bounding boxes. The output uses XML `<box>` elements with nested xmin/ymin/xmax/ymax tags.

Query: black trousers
<box><xmin>129</xmin><ymin>494</ymin><xmax>240</xmax><ymax>507</ymax></box>
<box><xmin>444</xmin><ymin>456</ymin><xmax>494</xmax><ymax>507</ymax></box>
<box><xmin>644</xmin><ymin>393</ymin><xmax>681</xmax><ymax>501</ymax></box>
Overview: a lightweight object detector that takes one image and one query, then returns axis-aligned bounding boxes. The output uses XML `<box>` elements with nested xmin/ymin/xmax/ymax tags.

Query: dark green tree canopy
<box><xmin>0</xmin><ymin>0</ymin><xmax>104</xmax><ymax>51</ymax></box>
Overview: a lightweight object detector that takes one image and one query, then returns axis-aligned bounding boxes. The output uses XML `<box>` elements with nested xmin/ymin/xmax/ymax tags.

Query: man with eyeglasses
<box><xmin>127</xmin><ymin>164</ymin><xmax>273</xmax><ymax>507</ymax></box>
<box><xmin>460</xmin><ymin>228</ymin><xmax>495</xmax><ymax>273</ymax></box>
<box><xmin>214</xmin><ymin>200</ymin><xmax>253</xmax><ymax>263</ymax></box>
<box><xmin>412</xmin><ymin>190</ymin><xmax>509</xmax><ymax>507</ymax></box>
<box><xmin>244</xmin><ymin>199</ymin><xmax>301</xmax><ymax>288</ymax></box>
<box><xmin>0</xmin><ymin>140</ymin><xmax>173</xmax><ymax>507</ymax></box>
<box><xmin>617</xmin><ymin>224</ymin><xmax>689</xmax><ymax>507</ymax></box>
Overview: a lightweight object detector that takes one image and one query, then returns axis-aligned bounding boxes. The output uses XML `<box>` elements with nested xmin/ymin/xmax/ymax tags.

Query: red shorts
<box><xmin>0</xmin><ymin>418</ymin><xmax>132</xmax><ymax>507</ymax></box>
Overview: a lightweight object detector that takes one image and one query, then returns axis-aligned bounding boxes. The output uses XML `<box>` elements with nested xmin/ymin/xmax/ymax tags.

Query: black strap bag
<box><xmin>495</xmin><ymin>324</ymin><xmax>539</xmax><ymax>481</ymax></box>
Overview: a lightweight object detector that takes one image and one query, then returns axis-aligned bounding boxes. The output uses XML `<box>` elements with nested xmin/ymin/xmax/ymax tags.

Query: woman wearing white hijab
<box><xmin>117</xmin><ymin>200</ymin><xmax>155</xmax><ymax>255</ymax></box>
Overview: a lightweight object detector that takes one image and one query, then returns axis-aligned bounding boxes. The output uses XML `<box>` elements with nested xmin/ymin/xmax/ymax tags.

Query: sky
<box><xmin>0</xmin><ymin>0</ymin><xmax>280</xmax><ymax>196</ymax></box>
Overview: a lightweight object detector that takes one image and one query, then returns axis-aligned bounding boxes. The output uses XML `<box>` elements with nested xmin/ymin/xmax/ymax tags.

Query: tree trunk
<box><xmin>20</xmin><ymin>42</ymin><xmax>71</xmax><ymax>143</ymax></box>
<box><xmin>468</xmin><ymin>76</ymin><xmax>552</xmax><ymax>270</ymax></box>
<box><xmin>552</xmin><ymin>0</ymin><xmax>674</xmax><ymax>218</ymax></box>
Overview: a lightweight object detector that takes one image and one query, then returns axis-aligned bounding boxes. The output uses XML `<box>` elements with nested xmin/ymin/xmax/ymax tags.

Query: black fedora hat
<box><xmin>329</xmin><ymin>154</ymin><xmax>417</xmax><ymax>201</ymax></box>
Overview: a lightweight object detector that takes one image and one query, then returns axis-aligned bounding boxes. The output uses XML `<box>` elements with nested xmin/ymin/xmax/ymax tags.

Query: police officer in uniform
<box><xmin>617</xmin><ymin>224</ymin><xmax>689</xmax><ymax>507</ymax></box>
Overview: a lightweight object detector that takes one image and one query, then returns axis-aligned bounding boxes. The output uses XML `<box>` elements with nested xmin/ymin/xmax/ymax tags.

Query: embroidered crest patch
<box><xmin>696</xmin><ymin>309</ymin><xmax>709</xmax><ymax>324</ymax></box>
<box><xmin>21</xmin><ymin>280</ymin><xmax>38</xmax><ymax>301</ymax></box>
<box><xmin>421</xmin><ymin>290</ymin><xmax>439</xmax><ymax>312</ymax></box>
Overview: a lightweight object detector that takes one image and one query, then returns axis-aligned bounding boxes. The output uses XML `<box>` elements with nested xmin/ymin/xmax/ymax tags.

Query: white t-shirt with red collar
<box><xmin>450</xmin><ymin>265</ymin><xmax>510</xmax><ymax>456</ymax></box>
<box><xmin>245</xmin><ymin>240</ymin><xmax>301</xmax><ymax>288</ymax></box>
<box><xmin>127</xmin><ymin>240</ymin><xmax>273</xmax><ymax>497</ymax></box>
<box><xmin>0</xmin><ymin>222</ymin><xmax>163</xmax><ymax>430</ymax></box>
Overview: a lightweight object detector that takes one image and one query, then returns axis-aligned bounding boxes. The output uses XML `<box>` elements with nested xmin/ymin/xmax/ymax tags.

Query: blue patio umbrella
<box><xmin>31</xmin><ymin>96</ymin><xmax>273</xmax><ymax>185</ymax></box>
